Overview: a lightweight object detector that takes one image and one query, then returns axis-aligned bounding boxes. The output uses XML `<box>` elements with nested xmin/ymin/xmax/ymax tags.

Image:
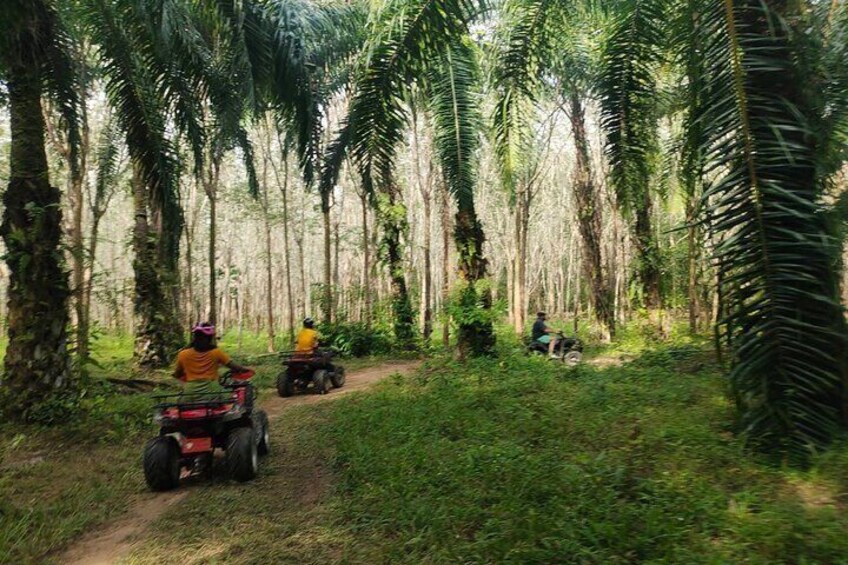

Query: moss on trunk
<box><xmin>0</xmin><ymin>63</ymin><xmax>71</xmax><ymax>418</ymax></box>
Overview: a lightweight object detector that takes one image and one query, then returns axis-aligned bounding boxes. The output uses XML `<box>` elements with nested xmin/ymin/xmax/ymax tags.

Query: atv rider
<box><xmin>532</xmin><ymin>311</ymin><xmax>560</xmax><ymax>359</ymax></box>
<box><xmin>174</xmin><ymin>322</ymin><xmax>249</xmax><ymax>394</ymax></box>
<box><xmin>294</xmin><ymin>317</ymin><xmax>320</xmax><ymax>356</ymax></box>
<box><xmin>293</xmin><ymin>317</ymin><xmax>336</xmax><ymax>370</ymax></box>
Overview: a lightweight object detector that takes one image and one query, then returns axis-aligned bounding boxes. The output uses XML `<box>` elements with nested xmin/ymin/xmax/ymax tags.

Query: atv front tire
<box><xmin>313</xmin><ymin>369</ymin><xmax>329</xmax><ymax>395</ymax></box>
<box><xmin>276</xmin><ymin>372</ymin><xmax>294</xmax><ymax>397</ymax></box>
<box><xmin>255</xmin><ymin>410</ymin><xmax>270</xmax><ymax>456</ymax></box>
<box><xmin>563</xmin><ymin>350</ymin><xmax>582</xmax><ymax>366</ymax></box>
<box><xmin>226</xmin><ymin>427</ymin><xmax>258</xmax><ymax>482</ymax></box>
<box><xmin>143</xmin><ymin>436</ymin><xmax>180</xmax><ymax>491</ymax></box>
<box><xmin>330</xmin><ymin>366</ymin><xmax>346</xmax><ymax>388</ymax></box>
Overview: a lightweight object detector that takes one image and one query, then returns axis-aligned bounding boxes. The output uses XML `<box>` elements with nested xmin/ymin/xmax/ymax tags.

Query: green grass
<box><xmin>319</xmin><ymin>343</ymin><xmax>848</xmax><ymax>563</ymax></box>
<box><xmin>4</xmin><ymin>327</ymin><xmax>848</xmax><ymax>563</ymax></box>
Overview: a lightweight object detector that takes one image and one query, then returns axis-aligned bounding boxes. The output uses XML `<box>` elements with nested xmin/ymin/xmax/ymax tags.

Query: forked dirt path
<box><xmin>59</xmin><ymin>360</ymin><xmax>421</xmax><ymax>565</ymax></box>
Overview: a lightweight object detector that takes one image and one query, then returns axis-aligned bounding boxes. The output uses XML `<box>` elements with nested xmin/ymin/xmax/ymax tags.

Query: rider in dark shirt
<box><xmin>532</xmin><ymin>311</ymin><xmax>559</xmax><ymax>358</ymax></box>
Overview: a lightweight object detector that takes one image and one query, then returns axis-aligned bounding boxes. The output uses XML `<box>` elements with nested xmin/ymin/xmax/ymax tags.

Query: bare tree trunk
<box><xmin>361</xmin><ymin>190</ymin><xmax>372</xmax><ymax>329</ymax></box>
<box><xmin>687</xmin><ymin>197</ymin><xmax>700</xmax><ymax>334</ymax></box>
<box><xmin>184</xmin><ymin>219</ymin><xmax>195</xmax><ymax>325</ymax></box>
<box><xmin>422</xmin><ymin>191</ymin><xmax>433</xmax><ymax>342</ymax></box>
<box><xmin>270</xmin><ymin>131</ymin><xmax>296</xmax><ymax>343</ymax></box>
<box><xmin>440</xmin><ymin>181</ymin><xmax>451</xmax><ymax>349</ymax></box>
<box><xmin>203</xmin><ymin>162</ymin><xmax>220</xmax><ymax>325</ymax></box>
<box><xmin>322</xmin><ymin>192</ymin><xmax>332</xmax><ymax>324</ymax></box>
<box><xmin>262</xmin><ymin>151</ymin><xmax>275</xmax><ymax>352</ymax></box>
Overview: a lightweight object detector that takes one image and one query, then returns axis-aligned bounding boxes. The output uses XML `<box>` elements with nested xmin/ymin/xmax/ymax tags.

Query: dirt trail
<box><xmin>59</xmin><ymin>360</ymin><xmax>420</xmax><ymax>565</ymax></box>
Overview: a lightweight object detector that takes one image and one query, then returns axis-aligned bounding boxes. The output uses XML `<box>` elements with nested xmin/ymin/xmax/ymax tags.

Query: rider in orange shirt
<box><xmin>174</xmin><ymin>322</ymin><xmax>247</xmax><ymax>393</ymax></box>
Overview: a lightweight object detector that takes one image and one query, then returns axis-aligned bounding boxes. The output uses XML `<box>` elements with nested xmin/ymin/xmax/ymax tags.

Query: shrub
<box><xmin>317</xmin><ymin>321</ymin><xmax>394</xmax><ymax>357</ymax></box>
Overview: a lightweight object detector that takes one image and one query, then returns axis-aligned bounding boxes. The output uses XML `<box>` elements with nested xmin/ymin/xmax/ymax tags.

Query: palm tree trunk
<box><xmin>635</xmin><ymin>191</ymin><xmax>662</xmax><ymax>311</ymax></box>
<box><xmin>377</xmin><ymin>188</ymin><xmax>414</xmax><ymax>343</ymax></box>
<box><xmin>454</xmin><ymin>200</ymin><xmax>495</xmax><ymax>357</ymax></box>
<box><xmin>0</xmin><ymin>63</ymin><xmax>71</xmax><ymax>414</ymax></box>
<box><xmin>131</xmin><ymin>166</ymin><xmax>174</xmax><ymax>367</ymax></box>
<box><xmin>569</xmin><ymin>92</ymin><xmax>614</xmax><ymax>340</ymax></box>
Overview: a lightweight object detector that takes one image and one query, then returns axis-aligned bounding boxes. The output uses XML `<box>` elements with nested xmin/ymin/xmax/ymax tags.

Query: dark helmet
<box><xmin>537</xmin><ymin>311</ymin><xmax>547</xmax><ymax>318</ymax></box>
<box><xmin>303</xmin><ymin>317</ymin><xmax>315</xmax><ymax>328</ymax></box>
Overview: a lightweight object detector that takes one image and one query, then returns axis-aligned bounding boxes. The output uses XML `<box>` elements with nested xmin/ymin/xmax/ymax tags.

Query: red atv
<box><xmin>276</xmin><ymin>349</ymin><xmax>345</xmax><ymax>397</ymax></box>
<box><xmin>143</xmin><ymin>370</ymin><xmax>269</xmax><ymax>491</ymax></box>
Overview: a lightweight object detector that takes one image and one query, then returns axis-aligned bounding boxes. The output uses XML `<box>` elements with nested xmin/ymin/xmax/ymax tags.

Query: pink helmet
<box><xmin>192</xmin><ymin>322</ymin><xmax>216</xmax><ymax>336</ymax></box>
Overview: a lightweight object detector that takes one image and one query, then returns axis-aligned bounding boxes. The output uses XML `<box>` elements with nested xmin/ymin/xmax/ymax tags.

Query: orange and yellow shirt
<box><xmin>294</xmin><ymin>328</ymin><xmax>319</xmax><ymax>353</ymax></box>
<box><xmin>175</xmin><ymin>347</ymin><xmax>232</xmax><ymax>382</ymax></box>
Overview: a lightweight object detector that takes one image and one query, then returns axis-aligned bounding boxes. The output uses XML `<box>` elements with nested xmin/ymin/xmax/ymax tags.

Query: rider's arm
<box><xmin>225</xmin><ymin>360</ymin><xmax>248</xmax><ymax>373</ymax></box>
<box><xmin>173</xmin><ymin>356</ymin><xmax>186</xmax><ymax>381</ymax></box>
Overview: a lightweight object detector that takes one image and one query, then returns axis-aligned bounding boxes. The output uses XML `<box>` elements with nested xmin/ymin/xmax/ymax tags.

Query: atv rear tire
<box><xmin>313</xmin><ymin>369</ymin><xmax>329</xmax><ymax>395</ymax></box>
<box><xmin>330</xmin><ymin>366</ymin><xmax>346</xmax><ymax>388</ymax></box>
<box><xmin>226</xmin><ymin>427</ymin><xmax>258</xmax><ymax>482</ymax></box>
<box><xmin>276</xmin><ymin>372</ymin><xmax>294</xmax><ymax>397</ymax></box>
<box><xmin>143</xmin><ymin>437</ymin><xmax>180</xmax><ymax>491</ymax></box>
<box><xmin>255</xmin><ymin>410</ymin><xmax>270</xmax><ymax>456</ymax></box>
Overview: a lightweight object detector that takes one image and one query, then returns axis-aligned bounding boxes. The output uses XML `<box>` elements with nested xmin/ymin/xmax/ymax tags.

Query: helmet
<box><xmin>303</xmin><ymin>317</ymin><xmax>315</xmax><ymax>328</ymax></box>
<box><xmin>537</xmin><ymin>311</ymin><xmax>547</xmax><ymax>318</ymax></box>
<box><xmin>192</xmin><ymin>322</ymin><xmax>216</xmax><ymax>336</ymax></box>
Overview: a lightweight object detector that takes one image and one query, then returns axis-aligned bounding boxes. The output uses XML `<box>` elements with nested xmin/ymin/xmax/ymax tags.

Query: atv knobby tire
<box><xmin>330</xmin><ymin>366</ymin><xmax>346</xmax><ymax>388</ymax></box>
<box><xmin>255</xmin><ymin>410</ymin><xmax>270</xmax><ymax>456</ymax></box>
<box><xmin>313</xmin><ymin>369</ymin><xmax>329</xmax><ymax>395</ymax></box>
<box><xmin>276</xmin><ymin>372</ymin><xmax>294</xmax><ymax>397</ymax></box>
<box><xmin>143</xmin><ymin>436</ymin><xmax>180</xmax><ymax>491</ymax></box>
<box><xmin>226</xmin><ymin>427</ymin><xmax>258</xmax><ymax>482</ymax></box>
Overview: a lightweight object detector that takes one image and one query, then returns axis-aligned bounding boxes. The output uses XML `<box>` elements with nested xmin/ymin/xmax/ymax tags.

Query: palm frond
<box><xmin>427</xmin><ymin>39</ymin><xmax>481</xmax><ymax>211</ymax></box>
<box><xmin>697</xmin><ymin>0</ymin><xmax>848</xmax><ymax>458</ymax></box>
<box><xmin>343</xmin><ymin>0</ymin><xmax>486</xmax><ymax>193</ymax></box>
<box><xmin>597</xmin><ymin>0</ymin><xmax>665</xmax><ymax>214</ymax></box>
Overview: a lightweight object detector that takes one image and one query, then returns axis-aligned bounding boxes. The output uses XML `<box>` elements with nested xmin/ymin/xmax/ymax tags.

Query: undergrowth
<box><xmin>321</xmin><ymin>340</ymin><xmax>848</xmax><ymax>563</ymax></box>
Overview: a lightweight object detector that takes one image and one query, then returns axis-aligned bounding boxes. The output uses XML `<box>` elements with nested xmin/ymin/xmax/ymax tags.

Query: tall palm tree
<box><xmin>0</xmin><ymin>0</ymin><xmax>80</xmax><ymax>417</ymax></box>
<box><xmin>324</xmin><ymin>0</ymin><xmax>494</xmax><ymax>353</ymax></box>
<box><xmin>492</xmin><ymin>0</ymin><xmax>617</xmax><ymax>339</ymax></box>
<box><xmin>597</xmin><ymin>0</ymin><xmax>666</xmax><ymax>313</ymax></box>
<box><xmin>693</xmin><ymin>0</ymin><xmax>848</xmax><ymax>458</ymax></box>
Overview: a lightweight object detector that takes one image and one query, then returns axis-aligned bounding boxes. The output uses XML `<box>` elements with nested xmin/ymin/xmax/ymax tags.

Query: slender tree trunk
<box><xmin>262</xmin><ymin>155</ymin><xmax>275</xmax><ymax>352</ymax></box>
<box><xmin>686</xmin><ymin>196</ymin><xmax>700</xmax><ymax>333</ymax></box>
<box><xmin>361</xmin><ymin>190</ymin><xmax>372</xmax><ymax>329</ymax></box>
<box><xmin>322</xmin><ymin>193</ymin><xmax>332</xmax><ymax>324</ymax></box>
<box><xmin>440</xmin><ymin>181</ymin><xmax>451</xmax><ymax>349</ymax></box>
<box><xmin>0</xmin><ymin>62</ymin><xmax>71</xmax><ymax>414</ymax></box>
<box><xmin>270</xmin><ymin>132</ymin><xmax>296</xmax><ymax>343</ymax></box>
<box><xmin>204</xmin><ymin>162</ymin><xmax>220</xmax><ymax>325</ymax></box>
<box><xmin>569</xmin><ymin>92</ymin><xmax>614</xmax><ymax>340</ymax></box>
<box><xmin>69</xmin><ymin>154</ymin><xmax>88</xmax><ymax>357</ymax></box>
<box><xmin>82</xmin><ymin>211</ymin><xmax>104</xmax><ymax>351</ymax></box>
<box><xmin>422</xmin><ymin>191</ymin><xmax>433</xmax><ymax>342</ymax></box>
<box><xmin>184</xmin><ymin>219</ymin><xmax>195</xmax><ymax>324</ymax></box>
